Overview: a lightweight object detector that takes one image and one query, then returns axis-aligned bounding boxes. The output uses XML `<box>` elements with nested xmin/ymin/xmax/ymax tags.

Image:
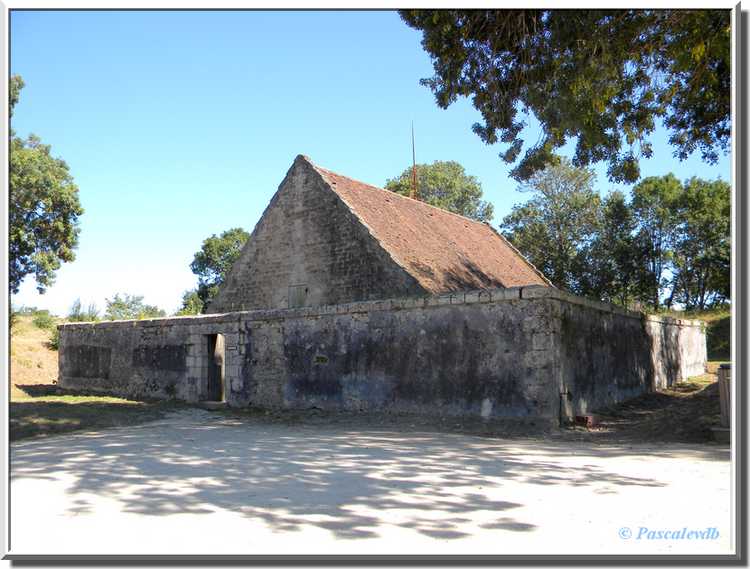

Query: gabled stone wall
<box><xmin>58</xmin><ymin>286</ymin><xmax>707</xmax><ymax>425</ymax></box>
<box><xmin>208</xmin><ymin>156</ymin><xmax>424</xmax><ymax>313</ymax></box>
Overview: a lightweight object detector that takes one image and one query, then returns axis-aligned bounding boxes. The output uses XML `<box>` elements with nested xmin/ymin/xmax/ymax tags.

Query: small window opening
<box><xmin>288</xmin><ymin>284</ymin><xmax>309</xmax><ymax>308</ymax></box>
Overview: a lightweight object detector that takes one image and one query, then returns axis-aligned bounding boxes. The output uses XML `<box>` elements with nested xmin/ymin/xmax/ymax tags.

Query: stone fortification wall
<box><xmin>539</xmin><ymin>288</ymin><xmax>707</xmax><ymax>419</ymax></box>
<box><xmin>58</xmin><ymin>286</ymin><xmax>706</xmax><ymax>424</ymax></box>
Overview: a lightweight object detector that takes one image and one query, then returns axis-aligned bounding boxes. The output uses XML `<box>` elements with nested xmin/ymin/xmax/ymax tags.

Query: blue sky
<box><xmin>10</xmin><ymin>10</ymin><xmax>731</xmax><ymax>316</ymax></box>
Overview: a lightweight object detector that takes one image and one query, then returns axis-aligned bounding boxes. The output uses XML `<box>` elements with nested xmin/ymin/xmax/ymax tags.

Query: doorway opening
<box><xmin>206</xmin><ymin>334</ymin><xmax>225</xmax><ymax>402</ymax></box>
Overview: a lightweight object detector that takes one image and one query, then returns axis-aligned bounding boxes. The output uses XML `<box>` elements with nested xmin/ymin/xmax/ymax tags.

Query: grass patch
<box><xmin>680</xmin><ymin>309</ymin><xmax>730</xmax><ymax>361</ymax></box>
<box><xmin>11</xmin><ymin>382</ymin><xmax>181</xmax><ymax>441</ymax></box>
<box><xmin>706</xmin><ymin>315</ymin><xmax>730</xmax><ymax>361</ymax></box>
<box><xmin>10</xmin><ymin>398</ymin><xmax>176</xmax><ymax>441</ymax></box>
<box><xmin>10</xmin><ymin>314</ymin><xmax>176</xmax><ymax>441</ymax></box>
<box><xmin>32</xmin><ymin>310</ymin><xmax>57</xmax><ymax>330</ymax></box>
<box><xmin>10</xmin><ymin>315</ymin><xmax>60</xmax><ymax>391</ymax></box>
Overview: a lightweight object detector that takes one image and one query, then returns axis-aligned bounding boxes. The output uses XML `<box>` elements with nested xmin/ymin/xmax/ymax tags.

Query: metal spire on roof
<box><xmin>411</xmin><ymin>121</ymin><xmax>419</xmax><ymax>201</ymax></box>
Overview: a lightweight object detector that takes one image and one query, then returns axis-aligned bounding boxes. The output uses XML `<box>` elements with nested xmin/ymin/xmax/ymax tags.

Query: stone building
<box><xmin>57</xmin><ymin>155</ymin><xmax>707</xmax><ymax>424</ymax></box>
<box><xmin>208</xmin><ymin>155</ymin><xmax>551</xmax><ymax>313</ymax></box>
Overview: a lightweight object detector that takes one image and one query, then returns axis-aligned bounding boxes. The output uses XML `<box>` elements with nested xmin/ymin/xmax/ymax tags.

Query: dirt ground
<box><xmin>560</xmin><ymin>366</ymin><xmax>725</xmax><ymax>445</ymax></box>
<box><xmin>10</xmin><ymin>406</ymin><xmax>732</xmax><ymax>556</ymax></box>
<box><xmin>9</xmin><ymin>319</ymin><xmax>732</xmax><ymax>556</ymax></box>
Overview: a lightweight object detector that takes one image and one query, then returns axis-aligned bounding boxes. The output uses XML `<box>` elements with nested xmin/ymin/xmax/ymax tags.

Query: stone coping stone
<box><xmin>58</xmin><ymin>284</ymin><xmax>704</xmax><ymax>330</ymax></box>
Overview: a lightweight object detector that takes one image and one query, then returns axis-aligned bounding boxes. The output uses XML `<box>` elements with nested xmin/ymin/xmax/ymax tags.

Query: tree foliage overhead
<box><xmin>385</xmin><ymin>160</ymin><xmax>494</xmax><ymax>222</ymax></box>
<box><xmin>400</xmin><ymin>10</ymin><xmax>730</xmax><ymax>184</ymax></box>
<box><xmin>10</xmin><ymin>75</ymin><xmax>84</xmax><ymax>294</ymax></box>
<box><xmin>190</xmin><ymin>227</ymin><xmax>250</xmax><ymax>309</ymax></box>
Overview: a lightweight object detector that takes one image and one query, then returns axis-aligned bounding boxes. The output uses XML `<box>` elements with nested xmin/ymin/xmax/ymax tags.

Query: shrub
<box><xmin>32</xmin><ymin>310</ymin><xmax>56</xmax><ymax>330</ymax></box>
<box><xmin>47</xmin><ymin>327</ymin><xmax>60</xmax><ymax>351</ymax></box>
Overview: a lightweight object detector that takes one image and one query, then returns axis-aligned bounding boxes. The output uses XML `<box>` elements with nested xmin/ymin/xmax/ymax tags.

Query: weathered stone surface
<box><xmin>58</xmin><ymin>288</ymin><xmax>707</xmax><ymax>424</ymax></box>
<box><xmin>208</xmin><ymin>157</ymin><xmax>425</xmax><ymax>313</ymax></box>
<box><xmin>551</xmin><ymin>297</ymin><xmax>707</xmax><ymax>421</ymax></box>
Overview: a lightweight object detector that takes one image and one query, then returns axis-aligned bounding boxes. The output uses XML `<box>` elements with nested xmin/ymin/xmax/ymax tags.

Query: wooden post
<box><xmin>718</xmin><ymin>363</ymin><xmax>731</xmax><ymax>428</ymax></box>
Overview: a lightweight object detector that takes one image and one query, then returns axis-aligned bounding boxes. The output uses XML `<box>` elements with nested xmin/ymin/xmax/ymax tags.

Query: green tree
<box><xmin>400</xmin><ymin>10</ymin><xmax>730</xmax><ymax>183</ymax></box>
<box><xmin>190</xmin><ymin>227</ymin><xmax>250</xmax><ymax>309</ymax></box>
<box><xmin>175</xmin><ymin>289</ymin><xmax>204</xmax><ymax>316</ymax></box>
<box><xmin>104</xmin><ymin>293</ymin><xmax>165</xmax><ymax>321</ymax></box>
<box><xmin>500</xmin><ymin>159</ymin><xmax>600</xmax><ymax>292</ymax></box>
<box><xmin>9</xmin><ymin>75</ymin><xmax>84</xmax><ymax>294</ymax></box>
<box><xmin>670</xmin><ymin>177</ymin><xmax>730</xmax><ymax>309</ymax></box>
<box><xmin>10</xmin><ymin>74</ymin><xmax>23</xmax><ymax>115</ymax></box>
<box><xmin>578</xmin><ymin>191</ymin><xmax>642</xmax><ymax>305</ymax></box>
<box><xmin>631</xmin><ymin>174</ymin><xmax>683</xmax><ymax>308</ymax></box>
<box><xmin>384</xmin><ymin>161</ymin><xmax>494</xmax><ymax>222</ymax></box>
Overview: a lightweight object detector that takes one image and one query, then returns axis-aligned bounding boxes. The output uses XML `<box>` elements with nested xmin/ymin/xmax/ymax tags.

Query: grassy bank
<box><xmin>10</xmin><ymin>315</ymin><xmax>174</xmax><ymax>441</ymax></box>
<box><xmin>654</xmin><ymin>307</ymin><xmax>731</xmax><ymax>361</ymax></box>
<box><xmin>700</xmin><ymin>311</ymin><xmax>731</xmax><ymax>361</ymax></box>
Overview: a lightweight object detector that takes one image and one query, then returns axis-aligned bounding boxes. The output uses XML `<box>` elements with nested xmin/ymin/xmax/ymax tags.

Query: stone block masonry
<box><xmin>207</xmin><ymin>155</ymin><xmax>550</xmax><ymax>314</ymax></box>
<box><xmin>58</xmin><ymin>286</ymin><xmax>707</xmax><ymax>425</ymax></box>
<box><xmin>208</xmin><ymin>156</ymin><xmax>425</xmax><ymax>313</ymax></box>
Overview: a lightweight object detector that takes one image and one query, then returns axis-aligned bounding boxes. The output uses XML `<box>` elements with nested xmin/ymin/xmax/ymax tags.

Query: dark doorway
<box><xmin>206</xmin><ymin>334</ymin><xmax>225</xmax><ymax>402</ymax></box>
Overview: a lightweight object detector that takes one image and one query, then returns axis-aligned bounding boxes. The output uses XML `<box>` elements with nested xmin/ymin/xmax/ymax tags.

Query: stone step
<box><xmin>197</xmin><ymin>401</ymin><xmax>228</xmax><ymax>411</ymax></box>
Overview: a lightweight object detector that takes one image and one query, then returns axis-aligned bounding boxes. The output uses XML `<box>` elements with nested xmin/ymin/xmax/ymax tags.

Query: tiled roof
<box><xmin>308</xmin><ymin>158</ymin><xmax>552</xmax><ymax>294</ymax></box>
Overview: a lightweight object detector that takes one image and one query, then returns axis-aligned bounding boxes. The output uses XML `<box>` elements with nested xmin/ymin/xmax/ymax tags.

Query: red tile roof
<box><xmin>308</xmin><ymin>158</ymin><xmax>552</xmax><ymax>294</ymax></box>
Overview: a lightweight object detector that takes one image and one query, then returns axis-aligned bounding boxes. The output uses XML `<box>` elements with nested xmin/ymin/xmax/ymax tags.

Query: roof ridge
<box><xmin>311</xmin><ymin>162</ymin><xmax>497</xmax><ymax>230</ymax></box>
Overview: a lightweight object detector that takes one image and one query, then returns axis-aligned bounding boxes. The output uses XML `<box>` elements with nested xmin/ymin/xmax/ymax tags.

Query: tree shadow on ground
<box><xmin>585</xmin><ymin>379</ymin><xmax>723</xmax><ymax>445</ymax></box>
<box><xmin>9</xmin><ymin>410</ymin><xmax>707</xmax><ymax>541</ymax></box>
<box><xmin>10</xmin><ymin>399</ymin><xmax>166</xmax><ymax>441</ymax></box>
<box><xmin>14</xmin><ymin>384</ymin><xmax>62</xmax><ymax>397</ymax></box>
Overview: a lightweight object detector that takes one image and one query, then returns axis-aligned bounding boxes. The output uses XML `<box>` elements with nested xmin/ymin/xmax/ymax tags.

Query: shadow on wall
<box><xmin>9</xmin><ymin>415</ymin><xmax>679</xmax><ymax>541</ymax></box>
<box><xmin>657</xmin><ymin>322</ymin><xmax>682</xmax><ymax>388</ymax></box>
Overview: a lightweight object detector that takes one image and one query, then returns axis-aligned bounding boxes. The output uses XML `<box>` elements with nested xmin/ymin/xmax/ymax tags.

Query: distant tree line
<box><xmin>175</xmin><ymin>160</ymin><xmax>729</xmax><ymax>315</ymax></box>
<box><xmin>64</xmin><ymin>295</ymin><xmax>165</xmax><ymax>322</ymax></box>
<box><xmin>501</xmin><ymin>160</ymin><xmax>730</xmax><ymax>311</ymax></box>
